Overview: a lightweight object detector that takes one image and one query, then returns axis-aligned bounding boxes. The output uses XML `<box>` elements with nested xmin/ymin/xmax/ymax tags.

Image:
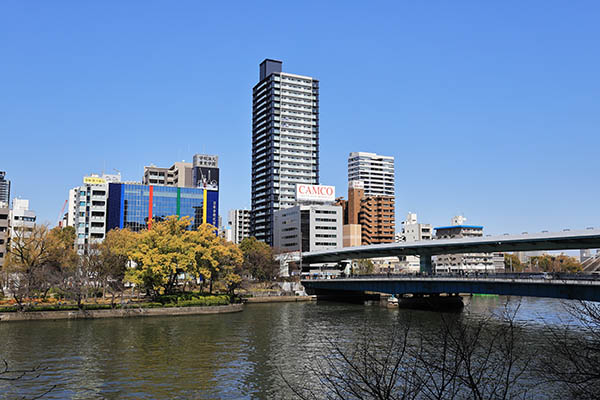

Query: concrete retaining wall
<box><xmin>0</xmin><ymin>303</ymin><xmax>244</xmax><ymax>322</ymax></box>
<box><xmin>245</xmin><ymin>295</ymin><xmax>314</xmax><ymax>303</ymax></box>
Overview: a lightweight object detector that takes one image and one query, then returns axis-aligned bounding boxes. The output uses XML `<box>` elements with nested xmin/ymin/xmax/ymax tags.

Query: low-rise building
<box><xmin>273</xmin><ymin>204</ymin><xmax>343</xmax><ymax>253</ymax></box>
<box><xmin>434</xmin><ymin>216</ymin><xmax>504</xmax><ymax>273</ymax></box>
<box><xmin>9</xmin><ymin>199</ymin><xmax>36</xmax><ymax>242</ymax></box>
<box><xmin>273</xmin><ymin>184</ymin><xmax>342</xmax><ymax>276</ymax></box>
<box><xmin>396</xmin><ymin>213</ymin><xmax>433</xmax><ymax>273</ymax></box>
<box><xmin>106</xmin><ymin>182</ymin><xmax>218</xmax><ymax>232</ymax></box>
<box><xmin>371</xmin><ymin>257</ymin><xmax>404</xmax><ymax>274</ymax></box>
<box><xmin>142</xmin><ymin>155</ymin><xmax>219</xmax><ymax>189</ymax></box>
<box><xmin>401</xmin><ymin>212</ymin><xmax>433</xmax><ymax>242</ymax></box>
<box><xmin>143</xmin><ymin>162</ymin><xmax>193</xmax><ymax>187</ymax></box>
<box><xmin>228</xmin><ymin>209</ymin><xmax>250</xmax><ymax>244</ymax></box>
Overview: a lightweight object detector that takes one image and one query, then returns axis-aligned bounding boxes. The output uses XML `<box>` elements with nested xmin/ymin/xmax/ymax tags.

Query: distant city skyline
<box><xmin>2</xmin><ymin>1</ymin><xmax>599</xmax><ymax>236</ymax></box>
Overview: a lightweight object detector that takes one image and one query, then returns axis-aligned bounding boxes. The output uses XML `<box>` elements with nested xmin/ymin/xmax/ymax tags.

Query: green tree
<box><xmin>504</xmin><ymin>253</ymin><xmax>523</xmax><ymax>272</ymax></box>
<box><xmin>354</xmin><ymin>259</ymin><xmax>374</xmax><ymax>275</ymax></box>
<box><xmin>240</xmin><ymin>237</ymin><xmax>279</xmax><ymax>281</ymax></box>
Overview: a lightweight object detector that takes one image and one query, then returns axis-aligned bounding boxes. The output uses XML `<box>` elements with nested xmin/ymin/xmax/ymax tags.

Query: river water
<box><xmin>0</xmin><ymin>296</ymin><xmax>583</xmax><ymax>399</ymax></box>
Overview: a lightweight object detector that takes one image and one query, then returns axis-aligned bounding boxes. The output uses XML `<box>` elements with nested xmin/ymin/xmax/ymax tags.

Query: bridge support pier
<box><xmin>307</xmin><ymin>288</ymin><xmax>375</xmax><ymax>304</ymax></box>
<box><xmin>420</xmin><ymin>254</ymin><xmax>433</xmax><ymax>274</ymax></box>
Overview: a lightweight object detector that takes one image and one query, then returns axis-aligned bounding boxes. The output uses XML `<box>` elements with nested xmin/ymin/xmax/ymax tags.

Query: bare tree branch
<box><xmin>282</xmin><ymin>301</ymin><xmax>534</xmax><ymax>400</ymax></box>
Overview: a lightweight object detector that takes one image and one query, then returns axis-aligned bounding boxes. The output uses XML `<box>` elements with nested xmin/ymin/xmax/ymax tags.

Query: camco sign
<box><xmin>296</xmin><ymin>184</ymin><xmax>335</xmax><ymax>202</ymax></box>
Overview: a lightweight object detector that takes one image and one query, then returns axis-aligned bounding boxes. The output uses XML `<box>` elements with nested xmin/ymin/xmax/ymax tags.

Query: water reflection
<box><xmin>0</xmin><ymin>296</ymin><xmax>586</xmax><ymax>399</ymax></box>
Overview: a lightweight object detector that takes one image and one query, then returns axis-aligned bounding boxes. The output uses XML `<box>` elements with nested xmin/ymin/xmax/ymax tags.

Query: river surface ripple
<box><xmin>0</xmin><ymin>296</ymin><xmax>584</xmax><ymax>399</ymax></box>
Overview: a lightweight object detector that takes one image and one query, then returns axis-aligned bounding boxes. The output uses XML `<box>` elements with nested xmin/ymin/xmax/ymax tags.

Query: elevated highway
<box><xmin>301</xmin><ymin>228</ymin><xmax>600</xmax><ymax>273</ymax></box>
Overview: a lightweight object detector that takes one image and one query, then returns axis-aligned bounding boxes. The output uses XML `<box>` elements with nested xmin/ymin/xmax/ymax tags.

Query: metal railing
<box><xmin>302</xmin><ymin>272</ymin><xmax>600</xmax><ymax>284</ymax></box>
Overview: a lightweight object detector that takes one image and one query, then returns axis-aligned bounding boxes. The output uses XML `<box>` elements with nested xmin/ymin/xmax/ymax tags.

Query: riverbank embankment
<box><xmin>0</xmin><ymin>303</ymin><xmax>243</xmax><ymax>322</ymax></box>
<box><xmin>244</xmin><ymin>295</ymin><xmax>315</xmax><ymax>304</ymax></box>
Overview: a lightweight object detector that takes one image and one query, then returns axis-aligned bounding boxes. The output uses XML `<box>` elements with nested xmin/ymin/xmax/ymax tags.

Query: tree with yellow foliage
<box><xmin>211</xmin><ymin>239</ymin><xmax>243</xmax><ymax>295</ymax></box>
<box><xmin>97</xmin><ymin>228</ymin><xmax>137</xmax><ymax>306</ymax></box>
<box><xmin>4</xmin><ymin>224</ymin><xmax>78</xmax><ymax>309</ymax></box>
<box><xmin>125</xmin><ymin>216</ymin><xmax>242</xmax><ymax>297</ymax></box>
<box><xmin>530</xmin><ymin>254</ymin><xmax>582</xmax><ymax>273</ymax></box>
<box><xmin>186</xmin><ymin>224</ymin><xmax>243</xmax><ymax>294</ymax></box>
<box><xmin>127</xmin><ymin>216</ymin><xmax>197</xmax><ymax>296</ymax></box>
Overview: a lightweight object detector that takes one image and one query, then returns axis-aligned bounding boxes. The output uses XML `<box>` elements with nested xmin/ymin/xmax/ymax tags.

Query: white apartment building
<box><xmin>434</xmin><ymin>216</ymin><xmax>504</xmax><ymax>273</ymax></box>
<box><xmin>401</xmin><ymin>212</ymin><xmax>433</xmax><ymax>242</ymax></box>
<box><xmin>9</xmin><ymin>199</ymin><xmax>36</xmax><ymax>242</ymax></box>
<box><xmin>251</xmin><ymin>59</ymin><xmax>320</xmax><ymax>245</ymax></box>
<box><xmin>68</xmin><ymin>173</ymin><xmax>120</xmax><ymax>253</ymax></box>
<box><xmin>228</xmin><ymin>209</ymin><xmax>251</xmax><ymax>244</ymax></box>
<box><xmin>347</xmin><ymin>152</ymin><xmax>395</xmax><ymax>198</ymax></box>
<box><xmin>396</xmin><ymin>213</ymin><xmax>433</xmax><ymax>273</ymax></box>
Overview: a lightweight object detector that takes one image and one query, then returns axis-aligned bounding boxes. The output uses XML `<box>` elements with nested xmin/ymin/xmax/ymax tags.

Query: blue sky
<box><xmin>1</xmin><ymin>1</ymin><xmax>599</xmax><ymax>235</ymax></box>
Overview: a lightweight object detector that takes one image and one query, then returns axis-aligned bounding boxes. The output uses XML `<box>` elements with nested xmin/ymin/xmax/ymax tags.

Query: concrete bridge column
<box><xmin>420</xmin><ymin>254</ymin><xmax>433</xmax><ymax>274</ymax></box>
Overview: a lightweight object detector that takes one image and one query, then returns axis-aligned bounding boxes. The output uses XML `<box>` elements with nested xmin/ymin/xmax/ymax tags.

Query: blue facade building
<box><xmin>106</xmin><ymin>183</ymin><xmax>218</xmax><ymax>232</ymax></box>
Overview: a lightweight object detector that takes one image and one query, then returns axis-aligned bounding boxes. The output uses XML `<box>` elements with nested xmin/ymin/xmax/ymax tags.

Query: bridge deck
<box><xmin>302</xmin><ymin>275</ymin><xmax>600</xmax><ymax>302</ymax></box>
<box><xmin>301</xmin><ymin>228</ymin><xmax>600</xmax><ymax>264</ymax></box>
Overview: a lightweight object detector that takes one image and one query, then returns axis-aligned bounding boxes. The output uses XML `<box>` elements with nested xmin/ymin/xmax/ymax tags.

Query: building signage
<box><xmin>296</xmin><ymin>184</ymin><xmax>335</xmax><ymax>202</ymax></box>
<box><xmin>349</xmin><ymin>180</ymin><xmax>364</xmax><ymax>189</ymax></box>
<box><xmin>194</xmin><ymin>167</ymin><xmax>219</xmax><ymax>191</ymax></box>
<box><xmin>83</xmin><ymin>176</ymin><xmax>106</xmax><ymax>185</ymax></box>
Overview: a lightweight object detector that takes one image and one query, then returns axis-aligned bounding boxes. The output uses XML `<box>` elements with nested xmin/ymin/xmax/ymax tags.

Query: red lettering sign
<box><xmin>296</xmin><ymin>184</ymin><xmax>335</xmax><ymax>202</ymax></box>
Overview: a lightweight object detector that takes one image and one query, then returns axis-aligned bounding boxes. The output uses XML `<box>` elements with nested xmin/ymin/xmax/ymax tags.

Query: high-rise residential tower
<box><xmin>0</xmin><ymin>171</ymin><xmax>10</xmax><ymax>207</ymax></box>
<box><xmin>347</xmin><ymin>152</ymin><xmax>395</xmax><ymax>197</ymax></box>
<box><xmin>251</xmin><ymin>59</ymin><xmax>320</xmax><ymax>244</ymax></box>
<box><xmin>345</xmin><ymin>152</ymin><xmax>396</xmax><ymax>243</ymax></box>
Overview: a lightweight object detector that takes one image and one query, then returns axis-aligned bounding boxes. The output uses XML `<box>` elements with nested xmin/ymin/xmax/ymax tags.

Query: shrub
<box><xmin>142</xmin><ymin>302</ymin><xmax>164</xmax><ymax>308</ymax></box>
<box><xmin>154</xmin><ymin>292</ymin><xmax>230</xmax><ymax>305</ymax></box>
<box><xmin>0</xmin><ymin>294</ymin><xmax>231</xmax><ymax>313</ymax></box>
<box><xmin>157</xmin><ymin>295</ymin><xmax>230</xmax><ymax>308</ymax></box>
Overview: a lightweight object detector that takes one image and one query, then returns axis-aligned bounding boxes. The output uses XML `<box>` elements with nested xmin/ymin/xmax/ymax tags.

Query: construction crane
<box><xmin>57</xmin><ymin>199</ymin><xmax>68</xmax><ymax>227</ymax></box>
